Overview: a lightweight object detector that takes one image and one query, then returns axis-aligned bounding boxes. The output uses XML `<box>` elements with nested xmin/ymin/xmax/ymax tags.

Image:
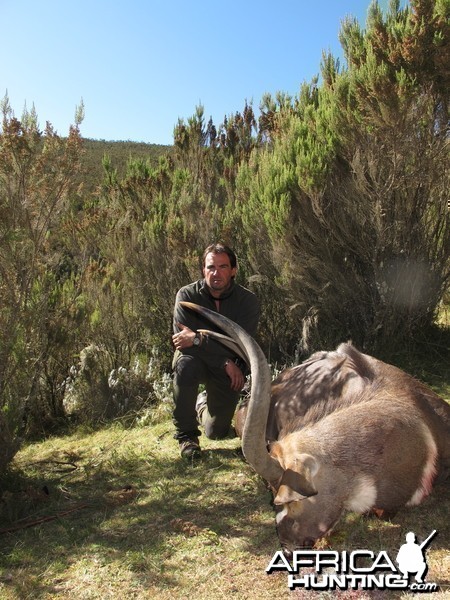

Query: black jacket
<box><xmin>173</xmin><ymin>279</ymin><xmax>260</xmax><ymax>370</ymax></box>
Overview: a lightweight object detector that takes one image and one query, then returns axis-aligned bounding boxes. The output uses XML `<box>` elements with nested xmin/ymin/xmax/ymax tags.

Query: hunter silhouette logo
<box><xmin>267</xmin><ymin>530</ymin><xmax>440</xmax><ymax>593</ymax></box>
<box><xmin>396</xmin><ymin>530</ymin><xmax>436</xmax><ymax>583</ymax></box>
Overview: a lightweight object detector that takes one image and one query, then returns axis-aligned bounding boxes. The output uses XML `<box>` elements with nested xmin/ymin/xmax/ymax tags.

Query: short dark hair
<box><xmin>202</xmin><ymin>243</ymin><xmax>237</xmax><ymax>269</ymax></box>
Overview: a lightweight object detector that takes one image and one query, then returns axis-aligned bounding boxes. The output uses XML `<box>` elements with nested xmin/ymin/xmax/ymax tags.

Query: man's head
<box><xmin>202</xmin><ymin>243</ymin><xmax>237</xmax><ymax>297</ymax></box>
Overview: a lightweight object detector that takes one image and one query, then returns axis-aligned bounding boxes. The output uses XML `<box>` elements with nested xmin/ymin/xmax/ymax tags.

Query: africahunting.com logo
<box><xmin>267</xmin><ymin>530</ymin><xmax>441</xmax><ymax>593</ymax></box>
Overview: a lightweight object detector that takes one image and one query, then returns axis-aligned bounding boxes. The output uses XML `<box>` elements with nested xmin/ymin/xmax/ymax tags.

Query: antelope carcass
<box><xmin>181</xmin><ymin>302</ymin><xmax>450</xmax><ymax>554</ymax></box>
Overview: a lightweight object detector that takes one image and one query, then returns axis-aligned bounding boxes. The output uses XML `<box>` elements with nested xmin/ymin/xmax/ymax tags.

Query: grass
<box><xmin>0</xmin><ymin>422</ymin><xmax>283</xmax><ymax>599</ymax></box>
<box><xmin>0</xmin><ymin>351</ymin><xmax>449</xmax><ymax>600</ymax></box>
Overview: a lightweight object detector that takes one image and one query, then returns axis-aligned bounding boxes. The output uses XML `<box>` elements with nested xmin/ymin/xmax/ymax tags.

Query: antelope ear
<box><xmin>273</xmin><ymin>454</ymin><xmax>319</xmax><ymax>505</ymax></box>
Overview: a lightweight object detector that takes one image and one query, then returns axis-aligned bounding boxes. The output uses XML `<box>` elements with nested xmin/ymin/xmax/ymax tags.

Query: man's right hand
<box><xmin>172</xmin><ymin>323</ymin><xmax>196</xmax><ymax>350</ymax></box>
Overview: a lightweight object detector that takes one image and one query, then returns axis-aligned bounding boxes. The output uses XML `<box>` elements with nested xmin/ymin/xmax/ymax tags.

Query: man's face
<box><xmin>203</xmin><ymin>252</ymin><xmax>236</xmax><ymax>296</ymax></box>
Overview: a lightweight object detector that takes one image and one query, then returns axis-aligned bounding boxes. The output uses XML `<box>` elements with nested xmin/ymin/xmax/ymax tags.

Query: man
<box><xmin>172</xmin><ymin>243</ymin><xmax>260</xmax><ymax>458</ymax></box>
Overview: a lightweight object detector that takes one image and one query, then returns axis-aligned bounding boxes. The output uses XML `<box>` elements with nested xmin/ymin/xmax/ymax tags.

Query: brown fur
<box><xmin>180</xmin><ymin>304</ymin><xmax>450</xmax><ymax>554</ymax></box>
<box><xmin>236</xmin><ymin>343</ymin><xmax>450</xmax><ymax>551</ymax></box>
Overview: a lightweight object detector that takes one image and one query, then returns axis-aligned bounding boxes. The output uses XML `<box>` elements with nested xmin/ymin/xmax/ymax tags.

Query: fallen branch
<box><xmin>0</xmin><ymin>503</ymin><xmax>90</xmax><ymax>535</ymax></box>
<box><xmin>28</xmin><ymin>459</ymin><xmax>79</xmax><ymax>473</ymax></box>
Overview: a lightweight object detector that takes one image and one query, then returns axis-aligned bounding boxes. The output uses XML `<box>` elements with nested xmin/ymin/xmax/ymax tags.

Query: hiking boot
<box><xmin>179</xmin><ymin>436</ymin><xmax>201</xmax><ymax>459</ymax></box>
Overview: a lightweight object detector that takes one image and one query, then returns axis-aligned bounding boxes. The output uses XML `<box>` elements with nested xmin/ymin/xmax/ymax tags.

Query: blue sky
<box><xmin>1</xmin><ymin>0</ymin><xmax>395</xmax><ymax>145</ymax></box>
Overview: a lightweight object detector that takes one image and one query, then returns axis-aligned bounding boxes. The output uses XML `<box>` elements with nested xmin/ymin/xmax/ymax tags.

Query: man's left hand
<box><xmin>225</xmin><ymin>359</ymin><xmax>245</xmax><ymax>391</ymax></box>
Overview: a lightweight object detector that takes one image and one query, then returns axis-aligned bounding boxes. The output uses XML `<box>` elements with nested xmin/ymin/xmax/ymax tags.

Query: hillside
<box><xmin>80</xmin><ymin>138</ymin><xmax>173</xmax><ymax>196</ymax></box>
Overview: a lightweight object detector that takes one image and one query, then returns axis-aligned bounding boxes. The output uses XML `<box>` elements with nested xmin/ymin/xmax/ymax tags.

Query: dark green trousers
<box><xmin>172</xmin><ymin>351</ymin><xmax>239</xmax><ymax>441</ymax></box>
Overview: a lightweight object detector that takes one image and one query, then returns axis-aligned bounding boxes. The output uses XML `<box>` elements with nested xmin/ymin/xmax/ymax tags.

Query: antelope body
<box><xmin>181</xmin><ymin>302</ymin><xmax>450</xmax><ymax>553</ymax></box>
